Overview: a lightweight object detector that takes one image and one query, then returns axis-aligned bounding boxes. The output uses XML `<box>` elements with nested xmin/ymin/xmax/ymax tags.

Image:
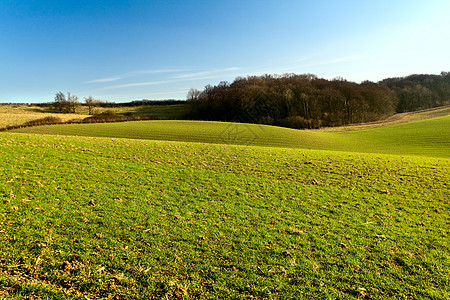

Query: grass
<box><xmin>0</xmin><ymin>103</ymin><xmax>187</xmax><ymax>129</ymax></box>
<box><xmin>10</xmin><ymin>115</ymin><xmax>450</xmax><ymax>158</ymax></box>
<box><xmin>325</xmin><ymin>105</ymin><xmax>450</xmax><ymax>131</ymax></box>
<box><xmin>0</xmin><ymin>132</ymin><xmax>449</xmax><ymax>299</ymax></box>
<box><xmin>102</xmin><ymin>103</ymin><xmax>187</xmax><ymax>119</ymax></box>
<box><xmin>2</xmin><ymin>105</ymin><xmax>449</xmax><ymax>298</ymax></box>
<box><xmin>0</xmin><ymin>105</ymin><xmax>86</xmax><ymax>129</ymax></box>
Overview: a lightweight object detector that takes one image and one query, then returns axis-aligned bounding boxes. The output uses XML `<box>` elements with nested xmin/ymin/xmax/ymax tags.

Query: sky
<box><xmin>1</xmin><ymin>0</ymin><xmax>450</xmax><ymax>103</ymax></box>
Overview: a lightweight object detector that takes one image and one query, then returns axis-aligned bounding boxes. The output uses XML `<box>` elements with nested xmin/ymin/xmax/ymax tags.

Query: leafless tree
<box><xmin>67</xmin><ymin>92</ymin><xmax>79</xmax><ymax>113</ymax></box>
<box><xmin>53</xmin><ymin>92</ymin><xmax>79</xmax><ymax>113</ymax></box>
<box><xmin>186</xmin><ymin>88</ymin><xmax>202</xmax><ymax>102</ymax></box>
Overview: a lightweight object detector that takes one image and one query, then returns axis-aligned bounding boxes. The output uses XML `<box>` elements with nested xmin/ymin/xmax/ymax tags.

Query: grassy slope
<box><xmin>0</xmin><ymin>105</ymin><xmax>87</xmax><ymax>128</ymax></box>
<box><xmin>107</xmin><ymin>103</ymin><xmax>187</xmax><ymax>119</ymax></box>
<box><xmin>325</xmin><ymin>105</ymin><xmax>450</xmax><ymax>131</ymax></box>
<box><xmin>11</xmin><ymin>115</ymin><xmax>450</xmax><ymax>158</ymax></box>
<box><xmin>0</xmin><ymin>103</ymin><xmax>187</xmax><ymax>128</ymax></box>
<box><xmin>327</xmin><ymin>116</ymin><xmax>450</xmax><ymax>157</ymax></box>
<box><xmin>0</xmin><ymin>133</ymin><xmax>448</xmax><ymax>299</ymax></box>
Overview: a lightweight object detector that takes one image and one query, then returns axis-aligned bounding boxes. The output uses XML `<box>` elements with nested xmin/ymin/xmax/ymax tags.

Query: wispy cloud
<box><xmin>85</xmin><ymin>77</ymin><xmax>122</xmax><ymax>83</ymax></box>
<box><xmin>174</xmin><ymin>67</ymin><xmax>240</xmax><ymax>79</ymax></box>
<box><xmin>85</xmin><ymin>68</ymin><xmax>188</xmax><ymax>85</ymax></box>
<box><xmin>132</xmin><ymin>68</ymin><xmax>188</xmax><ymax>75</ymax></box>
<box><xmin>247</xmin><ymin>55</ymin><xmax>368</xmax><ymax>75</ymax></box>
<box><xmin>101</xmin><ymin>80</ymin><xmax>174</xmax><ymax>90</ymax></box>
<box><xmin>94</xmin><ymin>67</ymin><xmax>242</xmax><ymax>91</ymax></box>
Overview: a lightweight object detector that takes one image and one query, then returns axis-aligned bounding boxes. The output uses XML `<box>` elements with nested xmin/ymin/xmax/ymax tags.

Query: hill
<box><xmin>2</xmin><ymin>105</ymin><xmax>449</xmax><ymax>298</ymax></box>
<box><xmin>10</xmin><ymin>113</ymin><xmax>450</xmax><ymax>158</ymax></box>
<box><xmin>0</xmin><ymin>104</ymin><xmax>87</xmax><ymax>129</ymax></box>
<box><xmin>0</xmin><ymin>103</ymin><xmax>187</xmax><ymax>130</ymax></box>
<box><xmin>185</xmin><ymin>72</ymin><xmax>450</xmax><ymax>129</ymax></box>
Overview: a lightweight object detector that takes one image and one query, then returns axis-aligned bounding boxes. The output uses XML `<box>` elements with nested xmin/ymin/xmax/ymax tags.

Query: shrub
<box><xmin>67</xmin><ymin>118</ymin><xmax>84</xmax><ymax>124</ymax></box>
<box><xmin>82</xmin><ymin>112</ymin><xmax>127</xmax><ymax>123</ymax></box>
<box><xmin>277</xmin><ymin>116</ymin><xmax>322</xmax><ymax>129</ymax></box>
<box><xmin>23</xmin><ymin>116</ymin><xmax>62</xmax><ymax>127</ymax></box>
<box><xmin>82</xmin><ymin>112</ymin><xmax>160</xmax><ymax>124</ymax></box>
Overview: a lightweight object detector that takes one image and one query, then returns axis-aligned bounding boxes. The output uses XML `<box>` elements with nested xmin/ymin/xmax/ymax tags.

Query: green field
<box><xmin>11</xmin><ymin>115</ymin><xmax>450</xmax><ymax>158</ymax></box>
<box><xmin>1</xmin><ymin>113</ymin><xmax>449</xmax><ymax>298</ymax></box>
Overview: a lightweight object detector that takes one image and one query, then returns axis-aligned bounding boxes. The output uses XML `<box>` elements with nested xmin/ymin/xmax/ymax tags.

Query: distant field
<box><xmin>11</xmin><ymin>115</ymin><xmax>450</xmax><ymax>158</ymax></box>
<box><xmin>0</xmin><ymin>132</ymin><xmax>448</xmax><ymax>298</ymax></box>
<box><xmin>0</xmin><ymin>103</ymin><xmax>187</xmax><ymax>129</ymax></box>
<box><xmin>0</xmin><ymin>105</ymin><xmax>87</xmax><ymax>128</ymax></box>
<box><xmin>324</xmin><ymin>105</ymin><xmax>450</xmax><ymax>131</ymax></box>
<box><xmin>99</xmin><ymin>103</ymin><xmax>187</xmax><ymax>119</ymax></box>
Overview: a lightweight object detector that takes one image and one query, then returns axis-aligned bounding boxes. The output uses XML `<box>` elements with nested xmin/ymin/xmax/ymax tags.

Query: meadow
<box><xmin>11</xmin><ymin>114</ymin><xmax>450</xmax><ymax>158</ymax></box>
<box><xmin>1</xmin><ymin>108</ymin><xmax>449</xmax><ymax>299</ymax></box>
<box><xmin>0</xmin><ymin>105</ymin><xmax>87</xmax><ymax>129</ymax></box>
<box><xmin>0</xmin><ymin>103</ymin><xmax>186</xmax><ymax>129</ymax></box>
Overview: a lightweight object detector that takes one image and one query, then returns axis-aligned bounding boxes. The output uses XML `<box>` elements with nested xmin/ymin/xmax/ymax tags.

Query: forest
<box><xmin>381</xmin><ymin>72</ymin><xmax>450</xmax><ymax>112</ymax></box>
<box><xmin>186</xmin><ymin>72</ymin><xmax>450</xmax><ymax>129</ymax></box>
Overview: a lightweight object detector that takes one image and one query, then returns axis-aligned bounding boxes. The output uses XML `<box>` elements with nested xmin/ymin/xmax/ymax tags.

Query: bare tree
<box><xmin>67</xmin><ymin>92</ymin><xmax>79</xmax><ymax>113</ymax></box>
<box><xmin>84</xmin><ymin>96</ymin><xmax>107</xmax><ymax>115</ymax></box>
<box><xmin>84</xmin><ymin>96</ymin><xmax>95</xmax><ymax>115</ymax></box>
<box><xmin>53</xmin><ymin>92</ymin><xmax>78</xmax><ymax>113</ymax></box>
<box><xmin>186</xmin><ymin>88</ymin><xmax>202</xmax><ymax>102</ymax></box>
<box><xmin>54</xmin><ymin>92</ymin><xmax>67</xmax><ymax>113</ymax></box>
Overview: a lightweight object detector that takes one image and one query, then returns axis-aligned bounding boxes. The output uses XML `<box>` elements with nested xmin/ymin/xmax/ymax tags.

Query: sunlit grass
<box><xmin>11</xmin><ymin>115</ymin><xmax>450</xmax><ymax>158</ymax></box>
<box><xmin>0</xmin><ymin>133</ymin><xmax>448</xmax><ymax>299</ymax></box>
<box><xmin>0</xmin><ymin>105</ymin><xmax>86</xmax><ymax>128</ymax></box>
<box><xmin>2</xmin><ymin>106</ymin><xmax>449</xmax><ymax>298</ymax></box>
<box><xmin>0</xmin><ymin>103</ymin><xmax>187</xmax><ymax>129</ymax></box>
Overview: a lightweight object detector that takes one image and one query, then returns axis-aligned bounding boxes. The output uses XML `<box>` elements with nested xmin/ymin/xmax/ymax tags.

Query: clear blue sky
<box><xmin>1</xmin><ymin>0</ymin><xmax>449</xmax><ymax>103</ymax></box>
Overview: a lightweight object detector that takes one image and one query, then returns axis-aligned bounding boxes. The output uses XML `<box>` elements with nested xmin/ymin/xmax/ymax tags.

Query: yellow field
<box><xmin>0</xmin><ymin>103</ymin><xmax>186</xmax><ymax>129</ymax></box>
<box><xmin>322</xmin><ymin>105</ymin><xmax>450</xmax><ymax>131</ymax></box>
<box><xmin>0</xmin><ymin>105</ymin><xmax>88</xmax><ymax>128</ymax></box>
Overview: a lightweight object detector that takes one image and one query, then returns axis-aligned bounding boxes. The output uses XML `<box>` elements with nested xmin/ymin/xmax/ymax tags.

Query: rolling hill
<box><xmin>10</xmin><ymin>114</ymin><xmax>450</xmax><ymax>158</ymax></box>
<box><xmin>1</xmin><ymin>108</ymin><xmax>449</xmax><ymax>298</ymax></box>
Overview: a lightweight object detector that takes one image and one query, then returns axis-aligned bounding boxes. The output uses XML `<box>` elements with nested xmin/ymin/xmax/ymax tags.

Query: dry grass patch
<box><xmin>0</xmin><ymin>105</ymin><xmax>87</xmax><ymax>128</ymax></box>
<box><xmin>323</xmin><ymin>104</ymin><xmax>450</xmax><ymax>131</ymax></box>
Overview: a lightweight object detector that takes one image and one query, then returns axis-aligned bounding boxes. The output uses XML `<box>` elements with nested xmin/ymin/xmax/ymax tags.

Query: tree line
<box><xmin>186</xmin><ymin>72</ymin><xmax>450</xmax><ymax>129</ymax></box>
<box><xmin>40</xmin><ymin>93</ymin><xmax>184</xmax><ymax>115</ymax></box>
<box><xmin>381</xmin><ymin>72</ymin><xmax>450</xmax><ymax>112</ymax></box>
<box><xmin>186</xmin><ymin>74</ymin><xmax>396</xmax><ymax>128</ymax></box>
<box><xmin>41</xmin><ymin>72</ymin><xmax>449</xmax><ymax>129</ymax></box>
<box><xmin>39</xmin><ymin>92</ymin><xmax>107</xmax><ymax>115</ymax></box>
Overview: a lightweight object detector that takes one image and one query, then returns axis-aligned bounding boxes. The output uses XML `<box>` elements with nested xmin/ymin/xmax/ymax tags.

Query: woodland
<box><xmin>186</xmin><ymin>72</ymin><xmax>450</xmax><ymax>128</ymax></box>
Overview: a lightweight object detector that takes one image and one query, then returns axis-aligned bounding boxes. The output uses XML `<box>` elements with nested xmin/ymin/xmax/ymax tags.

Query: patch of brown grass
<box><xmin>322</xmin><ymin>105</ymin><xmax>450</xmax><ymax>131</ymax></box>
<box><xmin>0</xmin><ymin>105</ymin><xmax>87</xmax><ymax>128</ymax></box>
